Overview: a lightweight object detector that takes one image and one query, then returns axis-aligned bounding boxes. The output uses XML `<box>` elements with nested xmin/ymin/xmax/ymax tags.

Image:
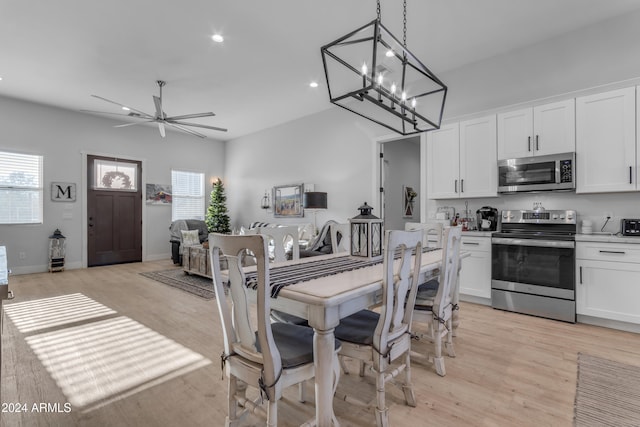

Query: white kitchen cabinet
<box><xmin>576</xmin><ymin>241</ymin><xmax>640</xmax><ymax>325</ymax></box>
<box><xmin>427</xmin><ymin>123</ymin><xmax>459</xmax><ymax>199</ymax></box>
<box><xmin>497</xmin><ymin>99</ymin><xmax>575</xmax><ymax>160</ymax></box>
<box><xmin>427</xmin><ymin>115</ymin><xmax>497</xmax><ymax>199</ymax></box>
<box><xmin>576</xmin><ymin>86</ymin><xmax>637</xmax><ymax>193</ymax></box>
<box><xmin>458</xmin><ymin>235</ymin><xmax>491</xmax><ymax>302</ymax></box>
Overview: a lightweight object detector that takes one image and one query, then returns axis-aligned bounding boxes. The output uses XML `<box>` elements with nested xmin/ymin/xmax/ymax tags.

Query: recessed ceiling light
<box><xmin>309</xmin><ymin>81</ymin><xmax>318</xmax><ymax>88</ymax></box>
<box><xmin>0</xmin><ymin>76</ymin><xmax>3</xmax><ymax>81</ymax></box>
<box><xmin>211</xmin><ymin>34</ymin><xmax>224</xmax><ymax>43</ymax></box>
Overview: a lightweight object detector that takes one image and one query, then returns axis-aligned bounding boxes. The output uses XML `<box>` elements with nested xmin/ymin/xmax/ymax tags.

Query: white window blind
<box><xmin>171</xmin><ymin>170</ymin><xmax>205</xmax><ymax>221</ymax></box>
<box><xmin>0</xmin><ymin>151</ymin><xmax>44</xmax><ymax>224</ymax></box>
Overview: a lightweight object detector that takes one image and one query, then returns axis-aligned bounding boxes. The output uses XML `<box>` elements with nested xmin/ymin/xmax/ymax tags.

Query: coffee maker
<box><xmin>476</xmin><ymin>206</ymin><xmax>499</xmax><ymax>231</ymax></box>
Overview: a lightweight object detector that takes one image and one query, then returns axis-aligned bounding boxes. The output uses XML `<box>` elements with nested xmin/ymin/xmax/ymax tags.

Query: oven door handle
<box><xmin>491</xmin><ymin>238</ymin><xmax>575</xmax><ymax>249</ymax></box>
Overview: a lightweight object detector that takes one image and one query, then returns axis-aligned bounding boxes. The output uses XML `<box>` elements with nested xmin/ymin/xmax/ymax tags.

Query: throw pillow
<box><xmin>181</xmin><ymin>230</ymin><xmax>200</xmax><ymax>247</ymax></box>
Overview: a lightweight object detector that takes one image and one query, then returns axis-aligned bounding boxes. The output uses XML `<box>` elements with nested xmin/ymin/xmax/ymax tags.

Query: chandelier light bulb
<box><xmin>377</xmin><ymin>73</ymin><xmax>383</xmax><ymax>86</ymax></box>
<box><xmin>411</xmin><ymin>98</ymin><xmax>417</xmax><ymax>108</ymax></box>
<box><xmin>390</xmin><ymin>83</ymin><xmax>396</xmax><ymax>95</ymax></box>
<box><xmin>401</xmin><ymin>91</ymin><xmax>407</xmax><ymax>103</ymax></box>
<box><xmin>385</xmin><ymin>49</ymin><xmax>394</xmax><ymax>57</ymax></box>
<box><xmin>361</xmin><ymin>63</ymin><xmax>368</xmax><ymax>75</ymax></box>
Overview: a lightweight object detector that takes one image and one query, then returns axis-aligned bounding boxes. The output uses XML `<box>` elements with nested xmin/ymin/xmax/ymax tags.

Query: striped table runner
<box><xmin>246</xmin><ymin>248</ymin><xmax>439</xmax><ymax>298</ymax></box>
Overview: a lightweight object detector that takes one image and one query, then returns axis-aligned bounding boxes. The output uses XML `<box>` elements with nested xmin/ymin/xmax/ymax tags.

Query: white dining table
<box><xmin>256</xmin><ymin>248</ymin><xmax>460</xmax><ymax>427</ymax></box>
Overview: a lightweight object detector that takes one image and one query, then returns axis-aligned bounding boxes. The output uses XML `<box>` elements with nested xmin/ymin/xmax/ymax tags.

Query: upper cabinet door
<box><xmin>533</xmin><ymin>99</ymin><xmax>576</xmax><ymax>156</ymax></box>
<box><xmin>459</xmin><ymin>115</ymin><xmax>497</xmax><ymax>198</ymax></box>
<box><xmin>497</xmin><ymin>99</ymin><xmax>576</xmax><ymax>160</ymax></box>
<box><xmin>427</xmin><ymin>123</ymin><xmax>460</xmax><ymax>199</ymax></box>
<box><xmin>576</xmin><ymin>87</ymin><xmax>636</xmax><ymax>194</ymax></box>
<box><xmin>497</xmin><ymin>108</ymin><xmax>533</xmax><ymax>160</ymax></box>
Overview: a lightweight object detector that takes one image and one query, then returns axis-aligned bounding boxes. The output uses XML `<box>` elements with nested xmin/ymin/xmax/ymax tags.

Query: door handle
<box><xmin>454</xmin><ymin>180</ymin><xmax>458</xmax><ymax>193</ymax></box>
<box><xmin>630</xmin><ymin>166</ymin><xmax>633</xmax><ymax>185</ymax></box>
<box><xmin>88</xmin><ymin>216</ymin><xmax>94</xmax><ymax>227</ymax></box>
<box><xmin>579</xmin><ymin>266</ymin><xmax>582</xmax><ymax>284</ymax></box>
<box><xmin>461</xmin><ymin>179</ymin><xmax>464</xmax><ymax>193</ymax></box>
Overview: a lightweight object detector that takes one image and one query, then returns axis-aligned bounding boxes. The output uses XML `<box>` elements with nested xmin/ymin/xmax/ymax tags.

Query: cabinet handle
<box><xmin>599</xmin><ymin>250</ymin><xmax>626</xmax><ymax>255</ymax></box>
<box><xmin>528</xmin><ymin>136</ymin><xmax>531</xmax><ymax>152</ymax></box>
<box><xmin>536</xmin><ymin>135</ymin><xmax>539</xmax><ymax>151</ymax></box>
<box><xmin>454</xmin><ymin>180</ymin><xmax>458</xmax><ymax>193</ymax></box>
<box><xmin>630</xmin><ymin>166</ymin><xmax>633</xmax><ymax>185</ymax></box>
<box><xmin>461</xmin><ymin>179</ymin><xmax>464</xmax><ymax>193</ymax></box>
<box><xmin>579</xmin><ymin>266</ymin><xmax>582</xmax><ymax>284</ymax></box>
<box><xmin>463</xmin><ymin>242</ymin><xmax>480</xmax><ymax>245</ymax></box>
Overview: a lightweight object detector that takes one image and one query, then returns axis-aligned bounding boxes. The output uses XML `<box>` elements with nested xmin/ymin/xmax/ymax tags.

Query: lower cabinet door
<box><xmin>576</xmin><ymin>260</ymin><xmax>640</xmax><ymax>324</ymax></box>
<box><xmin>459</xmin><ymin>246</ymin><xmax>491</xmax><ymax>299</ymax></box>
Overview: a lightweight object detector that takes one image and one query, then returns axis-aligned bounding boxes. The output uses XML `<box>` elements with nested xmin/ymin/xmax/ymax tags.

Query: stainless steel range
<box><xmin>491</xmin><ymin>209</ymin><xmax>576</xmax><ymax>323</ymax></box>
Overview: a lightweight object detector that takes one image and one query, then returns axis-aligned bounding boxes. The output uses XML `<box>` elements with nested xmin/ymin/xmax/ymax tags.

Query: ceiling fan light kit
<box><xmin>84</xmin><ymin>80</ymin><xmax>227</xmax><ymax>138</ymax></box>
<box><xmin>321</xmin><ymin>0</ymin><xmax>447</xmax><ymax>135</ymax></box>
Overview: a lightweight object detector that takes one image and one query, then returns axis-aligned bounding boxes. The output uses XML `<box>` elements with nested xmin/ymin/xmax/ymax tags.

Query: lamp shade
<box><xmin>303</xmin><ymin>192</ymin><xmax>328</xmax><ymax>209</ymax></box>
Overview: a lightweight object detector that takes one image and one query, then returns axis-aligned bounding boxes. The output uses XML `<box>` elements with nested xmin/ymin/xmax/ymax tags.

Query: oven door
<box><xmin>491</xmin><ymin>237</ymin><xmax>575</xmax><ymax>299</ymax></box>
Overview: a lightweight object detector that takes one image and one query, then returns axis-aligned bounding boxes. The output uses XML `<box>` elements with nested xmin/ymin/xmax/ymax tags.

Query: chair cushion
<box><xmin>256</xmin><ymin>323</ymin><xmax>340</xmax><ymax>369</ymax></box>
<box><xmin>334</xmin><ymin>309</ymin><xmax>379</xmax><ymax>346</ymax></box>
<box><xmin>416</xmin><ymin>278</ymin><xmax>439</xmax><ymax>300</ymax></box>
<box><xmin>271</xmin><ymin>309</ymin><xmax>308</xmax><ymax>327</ymax></box>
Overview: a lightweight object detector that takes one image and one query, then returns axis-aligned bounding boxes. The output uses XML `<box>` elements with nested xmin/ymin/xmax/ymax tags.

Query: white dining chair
<box><xmin>329</xmin><ymin>222</ymin><xmax>350</xmax><ymax>254</ymax></box>
<box><xmin>404</xmin><ymin>221</ymin><xmax>444</xmax><ymax>248</ymax></box>
<box><xmin>411</xmin><ymin>226</ymin><xmax>462</xmax><ymax>376</ymax></box>
<box><xmin>333</xmin><ymin>229</ymin><xmax>423</xmax><ymax>427</ymax></box>
<box><xmin>209</xmin><ymin>233</ymin><xmax>340</xmax><ymax>426</ymax></box>
<box><xmin>257</xmin><ymin>226</ymin><xmax>300</xmax><ymax>262</ymax></box>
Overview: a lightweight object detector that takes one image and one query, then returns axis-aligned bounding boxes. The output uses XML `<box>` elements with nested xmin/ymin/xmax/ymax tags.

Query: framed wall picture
<box><xmin>273</xmin><ymin>184</ymin><xmax>303</xmax><ymax>217</ymax></box>
<box><xmin>51</xmin><ymin>182</ymin><xmax>76</xmax><ymax>202</ymax></box>
<box><xmin>403</xmin><ymin>185</ymin><xmax>417</xmax><ymax>218</ymax></box>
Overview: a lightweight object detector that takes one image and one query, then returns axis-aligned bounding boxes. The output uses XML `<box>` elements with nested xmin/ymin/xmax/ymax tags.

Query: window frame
<box><xmin>171</xmin><ymin>169</ymin><xmax>205</xmax><ymax>221</ymax></box>
<box><xmin>0</xmin><ymin>150</ymin><xmax>44</xmax><ymax>225</ymax></box>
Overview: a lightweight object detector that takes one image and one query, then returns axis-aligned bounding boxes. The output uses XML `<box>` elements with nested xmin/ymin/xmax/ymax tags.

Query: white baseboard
<box><xmin>577</xmin><ymin>314</ymin><xmax>640</xmax><ymax>334</ymax></box>
<box><xmin>145</xmin><ymin>253</ymin><xmax>171</xmax><ymax>262</ymax></box>
<box><xmin>459</xmin><ymin>294</ymin><xmax>491</xmax><ymax>306</ymax></box>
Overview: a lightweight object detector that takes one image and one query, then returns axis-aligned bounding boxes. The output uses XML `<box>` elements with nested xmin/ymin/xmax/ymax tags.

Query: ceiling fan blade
<box><xmin>167</xmin><ymin>120</ymin><xmax>228</xmax><ymax>132</ymax></box>
<box><xmin>80</xmin><ymin>109</ymin><xmax>142</xmax><ymax>117</ymax></box>
<box><xmin>113</xmin><ymin>120</ymin><xmax>154</xmax><ymax>128</ymax></box>
<box><xmin>164</xmin><ymin>122</ymin><xmax>207</xmax><ymax>138</ymax></box>
<box><xmin>164</xmin><ymin>112</ymin><xmax>216</xmax><ymax>121</ymax></box>
<box><xmin>158</xmin><ymin>122</ymin><xmax>166</xmax><ymax>138</ymax></box>
<box><xmin>90</xmin><ymin>95</ymin><xmax>153</xmax><ymax>118</ymax></box>
<box><xmin>153</xmin><ymin>95</ymin><xmax>164</xmax><ymax>119</ymax></box>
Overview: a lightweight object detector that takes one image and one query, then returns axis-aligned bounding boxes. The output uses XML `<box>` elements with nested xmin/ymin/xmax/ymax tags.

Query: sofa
<box><xmin>169</xmin><ymin>219</ymin><xmax>209</xmax><ymax>265</ymax></box>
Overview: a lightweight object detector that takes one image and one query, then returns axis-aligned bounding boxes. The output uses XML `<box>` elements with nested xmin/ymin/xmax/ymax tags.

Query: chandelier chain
<box><xmin>376</xmin><ymin>0</ymin><xmax>381</xmax><ymax>21</ymax></box>
<box><xmin>403</xmin><ymin>0</ymin><xmax>407</xmax><ymax>47</ymax></box>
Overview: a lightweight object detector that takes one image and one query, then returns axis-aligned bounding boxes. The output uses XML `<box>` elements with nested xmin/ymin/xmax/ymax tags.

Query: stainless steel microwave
<box><xmin>497</xmin><ymin>152</ymin><xmax>575</xmax><ymax>193</ymax></box>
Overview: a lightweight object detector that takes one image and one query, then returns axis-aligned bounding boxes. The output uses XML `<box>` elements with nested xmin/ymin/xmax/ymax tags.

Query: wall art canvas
<box><xmin>146</xmin><ymin>183</ymin><xmax>172</xmax><ymax>205</ymax></box>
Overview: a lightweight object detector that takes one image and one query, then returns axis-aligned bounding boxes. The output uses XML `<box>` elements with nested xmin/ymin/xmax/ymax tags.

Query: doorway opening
<box><xmin>379</xmin><ymin>136</ymin><xmax>421</xmax><ymax>231</ymax></box>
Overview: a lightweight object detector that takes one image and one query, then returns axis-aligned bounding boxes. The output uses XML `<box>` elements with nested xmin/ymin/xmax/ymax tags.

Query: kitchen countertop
<box><xmin>575</xmin><ymin>233</ymin><xmax>640</xmax><ymax>244</ymax></box>
<box><xmin>461</xmin><ymin>230</ymin><xmax>494</xmax><ymax>238</ymax></box>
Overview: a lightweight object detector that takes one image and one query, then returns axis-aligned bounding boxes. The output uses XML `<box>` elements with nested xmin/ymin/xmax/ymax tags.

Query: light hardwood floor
<box><xmin>2</xmin><ymin>259</ymin><xmax>640</xmax><ymax>426</ymax></box>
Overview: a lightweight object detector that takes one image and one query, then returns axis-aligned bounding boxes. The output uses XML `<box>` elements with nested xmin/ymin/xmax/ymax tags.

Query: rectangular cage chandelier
<box><xmin>321</xmin><ymin>2</ymin><xmax>447</xmax><ymax>135</ymax></box>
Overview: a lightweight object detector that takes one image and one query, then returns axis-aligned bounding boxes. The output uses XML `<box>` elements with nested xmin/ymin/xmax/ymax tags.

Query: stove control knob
<box><xmin>552</xmin><ymin>214</ymin><xmax>559</xmax><ymax>220</ymax></box>
<box><xmin>566</xmin><ymin>213</ymin><xmax>574</xmax><ymax>220</ymax></box>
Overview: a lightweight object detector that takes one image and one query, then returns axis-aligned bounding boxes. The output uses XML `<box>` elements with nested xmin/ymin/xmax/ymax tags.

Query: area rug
<box><xmin>140</xmin><ymin>268</ymin><xmax>215</xmax><ymax>300</ymax></box>
<box><xmin>574</xmin><ymin>353</ymin><xmax>640</xmax><ymax>426</ymax></box>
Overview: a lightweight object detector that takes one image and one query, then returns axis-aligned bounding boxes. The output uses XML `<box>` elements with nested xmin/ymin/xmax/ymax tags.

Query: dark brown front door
<box><xmin>87</xmin><ymin>155</ymin><xmax>142</xmax><ymax>267</ymax></box>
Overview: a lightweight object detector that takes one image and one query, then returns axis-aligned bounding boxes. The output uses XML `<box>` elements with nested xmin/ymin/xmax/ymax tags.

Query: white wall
<box><xmin>0</xmin><ymin>96</ymin><xmax>225</xmax><ymax>273</ymax></box>
<box><xmin>225</xmin><ymin>107</ymin><xmax>382</xmax><ymax>230</ymax></box>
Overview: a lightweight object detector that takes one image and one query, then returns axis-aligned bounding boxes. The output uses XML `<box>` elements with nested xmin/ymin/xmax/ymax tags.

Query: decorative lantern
<box><xmin>349</xmin><ymin>202</ymin><xmax>383</xmax><ymax>260</ymax></box>
<box><xmin>48</xmin><ymin>229</ymin><xmax>66</xmax><ymax>272</ymax></box>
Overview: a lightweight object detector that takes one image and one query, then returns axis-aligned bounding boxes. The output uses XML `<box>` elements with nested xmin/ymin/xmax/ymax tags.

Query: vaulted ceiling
<box><xmin>2</xmin><ymin>0</ymin><xmax>640</xmax><ymax>141</ymax></box>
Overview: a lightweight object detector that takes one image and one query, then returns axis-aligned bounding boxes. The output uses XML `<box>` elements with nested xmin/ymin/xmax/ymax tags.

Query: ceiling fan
<box><xmin>82</xmin><ymin>80</ymin><xmax>227</xmax><ymax>138</ymax></box>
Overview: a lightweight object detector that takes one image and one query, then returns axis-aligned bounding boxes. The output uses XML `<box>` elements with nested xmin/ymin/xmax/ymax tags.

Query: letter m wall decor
<box><xmin>51</xmin><ymin>182</ymin><xmax>76</xmax><ymax>202</ymax></box>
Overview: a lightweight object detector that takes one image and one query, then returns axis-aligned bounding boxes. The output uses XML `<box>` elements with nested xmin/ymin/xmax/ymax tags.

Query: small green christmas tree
<box><xmin>206</xmin><ymin>178</ymin><xmax>231</xmax><ymax>234</ymax></box>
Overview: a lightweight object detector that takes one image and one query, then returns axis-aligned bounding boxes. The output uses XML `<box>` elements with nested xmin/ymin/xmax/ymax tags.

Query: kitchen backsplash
<box><xmin>427</xmin><ymin>191</ymin><xmax>640</xmax><ymax>235</ymax></box>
